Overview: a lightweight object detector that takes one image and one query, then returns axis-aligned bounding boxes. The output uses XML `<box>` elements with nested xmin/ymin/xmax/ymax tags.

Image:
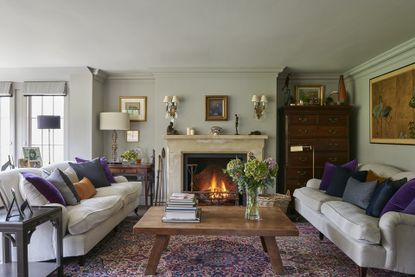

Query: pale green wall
<box><xmin>345</xmin><ymin>38</ymin><xmax>415</xmax><ymax>171</ymax></box>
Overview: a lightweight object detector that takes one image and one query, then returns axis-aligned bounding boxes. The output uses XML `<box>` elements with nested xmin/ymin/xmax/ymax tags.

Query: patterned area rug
<box><xmin>63</xmin><ymin>217</ymin><xmax>410</xmax><ymax>276</ymax></box>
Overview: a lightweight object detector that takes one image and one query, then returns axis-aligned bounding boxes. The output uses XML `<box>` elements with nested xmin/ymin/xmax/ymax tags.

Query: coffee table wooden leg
<box><xmin>260</xmin><ymin>236</ymin><xmax>267</xmax><ymax>253</ymax></box>
<box><xmin>262</xmin><ymin>236</ymin><xmax>284</xmax><ymax>274</ymax></box>
<box><xmin>145</xmin><ymin>235</ymin><xmax>170</xmax><ymax>275</ymax></box>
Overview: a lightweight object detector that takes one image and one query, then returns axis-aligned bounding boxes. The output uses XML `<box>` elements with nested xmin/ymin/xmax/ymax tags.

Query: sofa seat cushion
<box><xmin>66</xmin><ymin>195</ymin><xmax>123</xmax><ymax>235</ymax></box>
<box><xmin>293</xmin><ymin>187</ymin><xmax>341</xmax><ymax>212</ymax></box>
<box><xmin>95</xmin><ymin>181</ymin><xmax>140</xmax><ymax>207</ymax></box>
<box><xmin>321</xmin><ymin>201</ymin><xmax>381</xmax><ymax>244</ymax></box>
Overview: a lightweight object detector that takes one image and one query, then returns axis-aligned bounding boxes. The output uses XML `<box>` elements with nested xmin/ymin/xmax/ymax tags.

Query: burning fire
<box><xmin>207</xmin><ymin>173</ymin><xmax>229</xmax><ymax>199</ymax></box>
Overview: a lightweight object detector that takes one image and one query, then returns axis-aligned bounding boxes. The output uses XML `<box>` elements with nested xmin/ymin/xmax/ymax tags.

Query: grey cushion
<box><xmin>69</xmin><ymin>159</ymin><xmax>110</xmax><ymax>188</ymax></box>
<box><xmin>343</xmin><ymin>177</ymin><xmax>377</xmax><ymax>209</ymax></box>
<box><xmin>58</xmin><ymin>169</ymin><xmax>81</xmax><ymax>202</ymax></box>
<box><xmin>46</xmin><ymin>169</ymin><xmax>79</xmax><ymax>205</ymax></box>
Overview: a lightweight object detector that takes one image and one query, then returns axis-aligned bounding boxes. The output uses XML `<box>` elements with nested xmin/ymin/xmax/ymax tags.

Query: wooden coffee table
<box><xmin>133</xmin><ymin>206</ymin><xmax>298</xmax><ymax>275</ymax></box>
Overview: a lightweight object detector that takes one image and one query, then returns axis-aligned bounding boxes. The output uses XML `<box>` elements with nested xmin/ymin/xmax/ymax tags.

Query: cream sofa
<box><xmin>293</xmin><ymin>163</ymin><xmax>415</xmax><ymax>276</ymax></box>
<box><xmin>0</xmin><ymin>161</ymin><xmax>141</xmax><ymax>263</ymax></box>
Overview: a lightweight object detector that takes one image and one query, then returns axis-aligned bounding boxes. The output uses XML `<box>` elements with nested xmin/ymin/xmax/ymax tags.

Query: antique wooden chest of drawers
<box><xmin>280</xmin><ymin>106</ymin><xmax>352</xmax><ymax>193</ymax></box>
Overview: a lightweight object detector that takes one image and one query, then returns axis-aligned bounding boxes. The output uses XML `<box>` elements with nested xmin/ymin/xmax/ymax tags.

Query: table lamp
<box><xmin>100</xmin><ymin>112</ymin><xmax>130</xmax><ymax>163</ymax></box>
<box><xmin>37</xmin><ymin>115</ymin><xmax>61</xmax><ymax>164</ymax></box>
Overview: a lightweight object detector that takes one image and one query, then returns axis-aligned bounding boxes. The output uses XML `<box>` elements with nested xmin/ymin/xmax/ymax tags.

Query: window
<box><xmin>29</xmin><ymin>96</ymin><xmax>64</xmax><ymax>164</ymax></box>
<box><xmin>0</xmin><ymin>97</ymin><xmax>11</xmax><ymax>166</ymax></box>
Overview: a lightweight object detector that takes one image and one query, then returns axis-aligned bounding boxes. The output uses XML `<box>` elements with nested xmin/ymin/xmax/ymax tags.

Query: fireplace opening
<box><xmin>183</xmin><ymin>153</ymin><xmax>246</xmax><ymax>205</ymax></box>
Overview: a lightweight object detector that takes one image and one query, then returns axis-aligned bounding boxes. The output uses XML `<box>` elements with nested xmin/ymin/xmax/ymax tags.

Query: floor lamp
<box><xmin>100</xmin><ymin>112</ymin><xmax>130</xmax><ymax>163</ymax></box>
<box><xmin>37</xmin><ymin>115</ymin><xmax>61</xmax><ymax>164</ymax></box>
<box><xmin>290</xmin><ymin>145</ymin><xmax>315</xmax><ymax>178</ymax></box>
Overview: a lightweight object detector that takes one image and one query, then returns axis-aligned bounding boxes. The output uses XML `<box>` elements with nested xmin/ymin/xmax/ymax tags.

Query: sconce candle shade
<box><xmin>163</xmin><ymin>96</ymin><xmax>172</xmax><ymax>103</ymax></box>
<box><xmin>251</xmin><ymin>95</ymin><xmax>260</xmax><ymax>102</ymax></box>
<box><xmin>171</xmin><ymin>96</ymin><xmax>179</xmax><ymax>103</ymax></box>
<box><xmin>37</xmin><ymin>115</ymin><xmax>61</xmax><ymax>129</ymax></box>
<box><xmin>100</xmin><ymin>112</ymin><xmax>129</xmax><ymax>131</ymax></box>
<box><xmin>260</xmin><ymin>95</ymin><xmax>268</xmax><ymax>103</ymax></box>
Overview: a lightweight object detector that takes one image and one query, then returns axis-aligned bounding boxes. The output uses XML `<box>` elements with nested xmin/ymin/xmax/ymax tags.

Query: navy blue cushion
<box><xmin>326</xmin><ymin>167</ymin><xmax>368</xmax><ymax>197</ymax></box>
<box><xmin>366</xmin><ymin>178</ymin><xmax>407</xmax><ymax>218</ymax></box>
<box><xmin>69</xmin><ymin>159</ymin><xmax>110</xmax><ymax>188</ymax></box>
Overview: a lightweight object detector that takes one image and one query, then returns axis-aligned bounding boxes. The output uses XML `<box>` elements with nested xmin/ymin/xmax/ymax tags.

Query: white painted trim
<box><xmin>150</xmin><ymin>67</ymin><xmax>285</xmax><ymax>73</ymax></box>
<box><xmin>278</xmin><ymin>72</ymin><xmax>342</xmax><ymax>80</ymax></box>
<box><xmin>106</xmin><ymin>72</ymin><xmax>155</xmax><ymax>80</ymax></box>
<box><xmin>345</xmin><ymin>37</ymin><xmax>415</xmax><ymax>78</ymax></box>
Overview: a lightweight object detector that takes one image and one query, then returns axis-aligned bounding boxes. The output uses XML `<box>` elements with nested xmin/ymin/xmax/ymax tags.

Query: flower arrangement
<box><xmin>224</xmin><ymin>155</ymin><xmax>278</xmax><ymax>193</ymax></box>
<box><xmin>224</xmin><ymin>154</ymin><xmax>278</xmax><ymax>220</ymax></box>
<box><xmin>121</xmin><ymin>149</ymin><xmax>141</xmax><ymax>161</ymax></box>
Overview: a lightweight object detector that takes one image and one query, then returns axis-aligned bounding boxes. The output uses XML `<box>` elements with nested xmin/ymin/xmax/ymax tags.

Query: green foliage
<box><xmin>224</xmin><ymin>155</ymin><xmax>278</xmax><ymax>193</ymax></box>
<box><xmin>121</xmin><ymin>149</ymin><xmax>140</xmax><ymax>161</ymax></box>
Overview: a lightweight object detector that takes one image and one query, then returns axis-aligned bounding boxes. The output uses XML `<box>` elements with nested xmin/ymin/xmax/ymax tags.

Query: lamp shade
<box><xmin>100</xmin><ymin>112</ymin><xmax>129</xmax><ymax>130</ymax></box>
<box><xmin>251</xmin><ymin>95</ymin><xmax>260</xmax><ymax>102</ymax></box>
<box><xmin>37</xmin><ymin>115</ymin><xmax>61</xmax><ymax>129</ymax></box>
<box><xmin>163</xmin><ymin>96</ymin><xmax>172</xmax><ymax>103</ymax></box>
<box><xmin>260</xmin><ymin>95</ymin><xmax>268</xmax><ymax>103</ymax></box>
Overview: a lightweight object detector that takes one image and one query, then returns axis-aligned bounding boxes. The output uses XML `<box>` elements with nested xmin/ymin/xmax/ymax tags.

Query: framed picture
<box><xmin>126</xmin><ymin>130</ymin><xmax>140</xmax><ymax>143</ymax></box>
<box><xmin>370</xmin><ymin>63</ymin><xmax>415</xmax><ymax>145</ymax></box>
<box><xmin>119</xmin><ymin>96</ymin><xmax>147</xmax><ymax>122</ymax></box>
<box><xmin>295</xmin><ymin>85</ymin><xmax>324</xmax><ymax>105</ymax></box>
<box><xmin>205</xmin><ymin>95</ymin><xmax>228</xmax><ymax>121</ymax></box>
<box><xmin>22</xmin><ymin>147</ymin><xmax>42</xmax><ymax>161</ymax></box>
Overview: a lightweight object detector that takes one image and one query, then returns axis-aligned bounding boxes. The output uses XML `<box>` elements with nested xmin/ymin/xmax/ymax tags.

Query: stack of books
<box><xmin>162</xmin><ymin>193</ymin><xmax>201</xmax><ymax>223</ymax></box>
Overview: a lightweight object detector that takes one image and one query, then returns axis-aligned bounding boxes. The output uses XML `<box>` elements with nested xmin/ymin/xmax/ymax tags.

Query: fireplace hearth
<box><xmin>183</xmin><ymin>153</ymin><xmax>245</xmax><ymax>205</ymax></box>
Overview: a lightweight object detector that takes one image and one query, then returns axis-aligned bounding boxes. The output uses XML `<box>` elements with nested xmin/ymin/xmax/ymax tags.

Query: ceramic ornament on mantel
<box><xmin>338</xmin><ymin>75</ymin><xmax>347</xmax><ymax>104</ymax></box>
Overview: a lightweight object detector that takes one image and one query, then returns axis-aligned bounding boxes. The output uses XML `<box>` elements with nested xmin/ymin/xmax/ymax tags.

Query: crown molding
<box><xmin>106</xmin><ymin>72</ymin><xmax>155</xmax><ymax>80</ymax></box>
<box><xmin>345</xmin><ymin>37</ymin><xmax>415</xmax><ymax>78</ymax></box>
<box><xmin>278</xmin><ymin>72</ymin><xmax>341</xmax><ymax>81</ymax></box>
<box><xmin>149</xmin><ymin>67</ymin><xmax>285</xmax><ymax>78</ymax></box>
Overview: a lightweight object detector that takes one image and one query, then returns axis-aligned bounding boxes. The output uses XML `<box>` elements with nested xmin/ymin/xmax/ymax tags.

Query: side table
<box><xmin>108</xmin><ymin>163</ymin><xmax>154</xmax><ymax>207</ymax></box>
<box><xmin>0</xmin><ymin>206</ymin><xmax>63</xmax><ymax>277</ymax></box>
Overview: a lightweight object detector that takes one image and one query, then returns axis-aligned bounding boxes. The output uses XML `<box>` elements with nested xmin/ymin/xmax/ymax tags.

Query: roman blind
<box><xmin>0</xmin><ymin>82</ymin><xmax>12</xmax><ymax>97</ymax></box>
<box><xmin>23</xmin><ymin>81</ymin><xmax>67</xmax><ymax>96</ymax></box>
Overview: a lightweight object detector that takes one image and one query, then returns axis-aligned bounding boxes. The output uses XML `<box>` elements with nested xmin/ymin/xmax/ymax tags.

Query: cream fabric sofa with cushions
<box><xmin>293</xmin><ymin>163</ymin><xmax>415</xmax><ymax>276</ymax></box>
<box><xmin>0</xmin><ymin>161</ymin><xmax>141</xmax><ymax>262</ymax></box>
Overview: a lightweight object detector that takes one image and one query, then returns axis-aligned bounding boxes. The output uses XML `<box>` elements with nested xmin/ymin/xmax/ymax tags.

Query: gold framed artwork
<box><xmin>205</xmin><ymin>95</ymin><xmax>228</xmax><ymax>121</ymax></box>
<box><xmin>126</xmin><ymin>130</ymin><xmax>140</xmax><ymax>143</ymax></box>
<box><xmin>119</xmin><ymin>96</ymin><xmax>147</xmax><ymax>122</ymax></box>
<box><xmin>295</xmin><ymin>85</ymin><xmax>324</xmax><ymax>105</ymax></box>
<box><xmin>370</xmin><ymin>63</ymin><xmax>415</xmax><ymax>145</ymax></box>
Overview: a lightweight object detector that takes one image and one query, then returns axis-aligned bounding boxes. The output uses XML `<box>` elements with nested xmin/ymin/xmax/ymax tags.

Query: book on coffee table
<box><xmin>162</xmin><ymin>208</ymin><xmax>201</xmax><ymax>223</ymax></box>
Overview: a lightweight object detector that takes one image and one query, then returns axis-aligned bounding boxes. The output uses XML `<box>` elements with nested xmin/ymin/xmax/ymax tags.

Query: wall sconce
<box><xmin>251</xmin><ymin>95</ymin><xmax>267</xmax><ymax>120</ymax></box>
<box><xmin>163</xmin><ymin>95</ymin><xmax>179</xmax><ymax>121</ymax></box>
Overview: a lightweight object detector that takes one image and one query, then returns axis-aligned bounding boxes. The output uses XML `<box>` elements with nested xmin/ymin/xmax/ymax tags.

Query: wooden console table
<box><xmin>0</xmin><ymin>206</ymin><xmax>63</xmax><ymax>277</ymax></box>
<box><xmin>108</xmin><ymin>163</ymin><xmax>154</xmax><ymax>207</ymax></box>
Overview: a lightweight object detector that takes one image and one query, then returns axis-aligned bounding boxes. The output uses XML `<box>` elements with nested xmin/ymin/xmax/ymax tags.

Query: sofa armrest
<box><xmin>114</xmin><ymin>175</ymin><xmax>128</xmax><ymax>183</ymax></box>
<box><xmin>305</xmin><ymin>178</ymin><xmax>321</xmax><ymax>189</ymax></box>
<box><xmin>379</xmin><ymin>211</ymin><xmax>415</xmax><ymax>270</ymax></box>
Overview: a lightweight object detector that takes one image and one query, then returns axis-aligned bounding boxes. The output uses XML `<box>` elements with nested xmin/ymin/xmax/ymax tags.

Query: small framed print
<box><xmin>295</xmin><ymin>85</ymin><xmax>324</xmax><ymax>105</ymax></box>
<box><xmin>126</xmin><ymin>130</ymin><xmax>140</xmax><ymax>143</ymax></box>
<box><xmin>22</xmin><ymin>147</ymin><xmax>42</xmax><ymax>161</ymax></box>
<box><xmin>119</xmin><ymin>96</ymin><xmax>147</xmax><ymax>122</ymax></box>
<box><xmin>205</xmin><ymin>95</ymin><xmax>228</xmax><ymax>121</ymax></box>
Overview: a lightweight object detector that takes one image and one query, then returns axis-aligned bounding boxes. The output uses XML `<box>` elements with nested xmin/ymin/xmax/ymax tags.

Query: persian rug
<box><xmin>63</xmin><ymin>217</ymin><xmax>410</xmax><ymax>276</ymax></box>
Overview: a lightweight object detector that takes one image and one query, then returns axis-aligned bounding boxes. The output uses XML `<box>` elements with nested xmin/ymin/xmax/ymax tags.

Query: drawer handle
<box><xmin>296</xmin><ymin>170</ymin><xmax>307</xmax><ymax>176</ymax></box>
<box><xmin>299</xmin><ymin>128</ymin><xmax>309</xmax><ymax>134</ymax></box>
<box><xmin>328</xmin><ymin>117</ymin><xmax>338</xmax><ymax>123</ymax></box>
<box><xmin>298</xmin><ymin>157</ymin><xmax>308</xmax><ymax>162</ymax></box>
<box><xmin>298</xmin><ymin>117</ymin><xmax>308</xmax><ymax>122</ymax></box>
<box><xmin>328</xmin><ymin>157</ymin><xmax>338</xmax><ymax>162</ymax></box>
<box><xmin>328</xmin><ymin>129</ymin><xmax>337</xmax><ymax>135</ymax></box>
<box><xmin>328</xmin><ymin>142</ymin><xmax>339</xmax><ymax>147</ymax></box>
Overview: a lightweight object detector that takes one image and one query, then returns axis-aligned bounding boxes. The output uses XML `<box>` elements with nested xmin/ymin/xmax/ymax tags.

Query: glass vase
<box><xmin>245</xmin><ymin>187</ymin><xmax>260</xmax><ymax>220</ymax></box>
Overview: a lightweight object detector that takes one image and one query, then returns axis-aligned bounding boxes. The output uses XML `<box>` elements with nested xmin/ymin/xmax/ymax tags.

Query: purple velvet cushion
<box><xmin>381</xmin><ymin>179</ymin><xmax>415</xmax><ymax>216</ymax></box>
<box><xmin>320</xmin><ymin>160</ymin><xmax>358</xmax><ymax>190</ymax></box>
<box><xmin>403</xmin><ymin>198</ymin><xmax>415</xmax><ymax>215</ymax></box>
<box><xmin>75</xmin><ymin>157</ymin><xmax>115</xmax><ymax>183</ymax></box>
<box><xmin>21</xmin><ymin>172</ymin><xmax>66</xmax><ymax>205</ymax></box>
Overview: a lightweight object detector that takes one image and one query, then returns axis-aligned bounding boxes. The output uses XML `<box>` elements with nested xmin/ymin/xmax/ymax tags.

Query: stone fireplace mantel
<box><xmin>164</xmin><ymin>135</ymin><xmax>268</xmax><ymax>196</ymax></box>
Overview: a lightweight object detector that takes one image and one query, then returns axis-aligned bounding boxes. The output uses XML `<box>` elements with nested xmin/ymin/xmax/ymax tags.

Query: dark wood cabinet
<box><xmin>280</xmin><ymin>106</ymin><xmax>352</xmax><ymax>193</ymax></box>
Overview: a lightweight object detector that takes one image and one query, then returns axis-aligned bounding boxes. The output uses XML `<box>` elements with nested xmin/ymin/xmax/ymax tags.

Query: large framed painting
<box><xmin>205</xmin><ymin>95</ymin><xmax>228</xmax><ymax>121</ymax></box>
<box><xmin>119</xmin><ymin>96</ymin><xmax>147</xmax><ymax>122</ymax></box>
<box><xmin>370</xmin><ymin>63</ymin><xmax>415</xmax><ymax>144</ymax></box>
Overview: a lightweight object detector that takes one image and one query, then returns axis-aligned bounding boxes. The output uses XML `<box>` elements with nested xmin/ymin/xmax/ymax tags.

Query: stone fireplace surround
<box><xmin>164</xmin><ymin>135</ymin><xmax>268</xmax><ymax>197</ymax></box>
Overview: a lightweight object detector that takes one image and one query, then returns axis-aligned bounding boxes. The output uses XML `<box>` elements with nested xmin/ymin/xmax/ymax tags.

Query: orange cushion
<box><xmin>73</xmin><ymin>177</ymin><xmax>97</xmax><ymax>200</ymax></box>
<box><xmin>366</xmin><ymin>170</ymin><xmax>387</xmax><ymax>183</ymax></box>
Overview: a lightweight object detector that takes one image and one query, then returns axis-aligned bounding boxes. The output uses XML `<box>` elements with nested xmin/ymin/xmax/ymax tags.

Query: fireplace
<box><xmin>183</xmin><ymin>153</ymin><xmax>246</xmax><ymax>205</ymax></box>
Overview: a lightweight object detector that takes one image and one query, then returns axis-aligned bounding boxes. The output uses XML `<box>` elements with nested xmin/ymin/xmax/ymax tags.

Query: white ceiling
<box><xmin>1</xmin><ymin>0</ymin><xmax>415</xmax><ymax>74</ymax></box>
